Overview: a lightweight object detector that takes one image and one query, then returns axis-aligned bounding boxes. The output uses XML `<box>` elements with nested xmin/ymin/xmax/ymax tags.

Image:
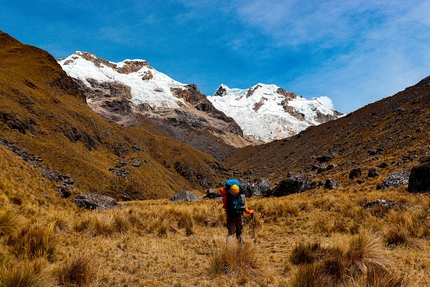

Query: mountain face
<box><xmin>225</xmin><ymin>76</ymin><xmax>430</xmax><ymax>188</ymax></box>
<box><xmin>58</xmin><ymin>52</ymin><xmax>342</xmax><ymax>160</ymax></box>
<box><xmin>58</xmin><ymin>52</ymin><xmax>250</xmax><ymax>161</ymax></box>
<box><xmin>209</xmin><ymin>84</ymin><xmax>343</xmax><ymax>141</ymax></box>
<box><xmin>0</xmin><ymin>31</ymin><xmax>228</xmax><ymax>200</ymax></box>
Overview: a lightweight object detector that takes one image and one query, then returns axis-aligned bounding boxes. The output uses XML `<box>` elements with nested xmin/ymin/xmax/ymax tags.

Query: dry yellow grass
<box><xmin>1</xmin><ymin>173</ymin><xmax>430</xmax><ymax>287</ymax></box>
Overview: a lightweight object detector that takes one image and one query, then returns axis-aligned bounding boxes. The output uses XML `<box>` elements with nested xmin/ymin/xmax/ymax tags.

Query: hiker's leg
<box><xmin>226</xmin><ymin>216</ymin><xmax>236</xmax><ymax>244</ymax></box>
<box><xmin>234</xmin><ymin>216</ymin><xmax>244</xmax><ymax>245</ymax></box>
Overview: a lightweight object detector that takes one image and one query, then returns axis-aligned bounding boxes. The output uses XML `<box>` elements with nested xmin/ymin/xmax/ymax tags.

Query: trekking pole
<box><xmin>251</xmin><ymin>213</ymin><xmax>257</xmax><ymax>243</ymax></box>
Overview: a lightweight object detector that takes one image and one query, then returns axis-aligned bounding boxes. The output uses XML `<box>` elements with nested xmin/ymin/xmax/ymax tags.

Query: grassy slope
<box><xmin>1</xmin><ymin>176</ymin><xmax>429</xmax><ymax>286</ymax></box>
<box><xmin>0</xmin><ymin>31</ymin><xmax>225</xmax><ymax>200</ymax></box>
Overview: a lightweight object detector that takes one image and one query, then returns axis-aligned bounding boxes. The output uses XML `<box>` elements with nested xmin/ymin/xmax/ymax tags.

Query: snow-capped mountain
<box><xmin>58</xmin><ymin>52</ymin><xmax>246</xmax><ymax>161</ymax></box>
<box><xmin>208</xmin><ymin>84</ymin><xmax>343</xmax><ymax>141</ymax></box>
<box><xmin>58</xmin><ymin>52</ymin><xmax>342</xmax><ymax>158</ymax></box>
<box><xmin>58</xmin><ymin>51</ymin><xmax>186</xmax><ymax>110</ymax></box>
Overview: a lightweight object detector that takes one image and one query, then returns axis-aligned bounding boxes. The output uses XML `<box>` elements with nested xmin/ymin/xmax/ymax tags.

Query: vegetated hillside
<box><xmin>225</xmin><ymin>76</ymin><xmax>430</xmax><ymax>187</ymax></box>
<box><xmin>0</xmin><ymin>31</ymin><xmax>227</xmax><ymax>200</ymax></box>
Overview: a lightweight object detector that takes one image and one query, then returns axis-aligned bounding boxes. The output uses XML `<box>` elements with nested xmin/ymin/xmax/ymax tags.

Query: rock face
<box><xmin>75</xmin><ymin>194</ymin><xmax>124</xmax><ymax>210</ymax></box>
<box><xmin>269</xmin><ymin>174</ymin><xmax>316</xmax><ymax>197</ymax></box>
<box><xmin>408</xmin><ymin>162</ymin><xmax>430</xmax><ymax>193</ymax></box>
<box><xmin>169</xmin><ymin>190</ymin><xmax>203</xmax><ymax>202</ymax></box>
<box><xmin>377</xmin><ymin>170</ymin><xmax>411</xmax><ymax>190</ymax></box>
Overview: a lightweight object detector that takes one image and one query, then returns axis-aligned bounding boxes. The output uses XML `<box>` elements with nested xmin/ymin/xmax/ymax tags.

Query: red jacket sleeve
<box><xmin>219</xmin><ymin>188</ymin><xmax>227</xmax><ymax>210</ymax></box>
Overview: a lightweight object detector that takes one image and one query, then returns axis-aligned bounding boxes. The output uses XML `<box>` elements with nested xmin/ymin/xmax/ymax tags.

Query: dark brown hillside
<box><xmin>0</xmin><ymin>31</ymin><xmax>226</xmax><ymax>200</ymax></box>
<box><xmin>225</xmin><ymin>76</ymin><xmax>430</xmax><ymax>188</ymax></box>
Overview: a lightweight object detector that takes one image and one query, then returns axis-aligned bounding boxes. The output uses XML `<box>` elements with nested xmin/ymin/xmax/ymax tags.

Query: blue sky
<box><xmin>1</xmin><ymin>0</ymin><xmax>430</xmax><ymax>113</ymax></box>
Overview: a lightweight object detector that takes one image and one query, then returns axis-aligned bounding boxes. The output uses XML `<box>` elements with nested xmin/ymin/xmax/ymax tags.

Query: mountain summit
<box><xmin>58</xmin><ymin>52</ymin><xmax>248</xmax><ymax>160</ymax></box>
<box><xmin>209</xmin><ymin>84</ymin><xmax>343</xmax><ymax>141</ymax></box>
<box><xmin>58</xmin><ymin>52</ymin><xmax>342</xmax><ymax>154</ymax></box>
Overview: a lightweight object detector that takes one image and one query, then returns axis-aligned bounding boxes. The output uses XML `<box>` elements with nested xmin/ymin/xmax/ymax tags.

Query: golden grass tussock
<box><xmin>56</xmin><ymin>254</ymin><xmax>100</xmax><ymax>287</ymax></box>
<box><xmin>208</xmin><ymin>240</ymin><xmax>261</xmax><ymax>278</ymax></box>
<box><xmin>10</xmin><ymin>224</ymin><xmax>57</xmax><ymax>261</ymax></box>
<box><xmin>0</xmin><ymin>208</ymin><xmax>25</xmax><ymax>237</ymax></box>
<box><xmin>0</xmin><ymin>262</ymin><xmax>46</xmax><ymax>287</ymax></box>
<box><xmin>289</xmin><ymin>232</ymin><xmax>408</xmax><ymax>287</ymax></box>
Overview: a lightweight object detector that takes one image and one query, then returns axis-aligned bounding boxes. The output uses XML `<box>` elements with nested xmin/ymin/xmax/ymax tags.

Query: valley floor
<box><xmin>1</xmin><ymin>185</ymin><xmax>430</xmax><ymax>286</ymax></box>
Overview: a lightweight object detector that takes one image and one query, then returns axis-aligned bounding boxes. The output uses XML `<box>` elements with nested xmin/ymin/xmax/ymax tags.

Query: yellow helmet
<box><xmin>229</xmin><ymin>184</ymin><xmax>240</xmax><ymax>196</ymax></box>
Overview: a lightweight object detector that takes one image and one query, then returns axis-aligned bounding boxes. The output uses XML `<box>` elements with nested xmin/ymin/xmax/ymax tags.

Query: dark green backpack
<box><xmin>226</xmin><ymin>192</ymin><xmax>246</xmax><ymax>217</ymax></box>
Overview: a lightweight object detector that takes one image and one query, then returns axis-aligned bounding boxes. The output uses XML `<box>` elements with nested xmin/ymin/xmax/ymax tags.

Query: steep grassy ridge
<box><xmin>0</xmin><ymin>31</ymin><xmax>225</xmax><ymax>200</ymax></box>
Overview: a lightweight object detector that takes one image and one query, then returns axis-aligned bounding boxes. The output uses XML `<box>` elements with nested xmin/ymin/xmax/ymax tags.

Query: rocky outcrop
<box><xmin>169</xmin><ymin>190</ymin><xmax>203</xmax><ymax>202</ymax></box>
<box><xmin>408</xmin><ymin>162</ymin><xmax>430</xmax><ymax>193</ymax></box>
<box><xmin>349</xmin><ymin>168</ymin><xmax>362</xmax><ymax>179</ymax></box>
<box><xmin>70</xmin><ymin>76</ymin><xmax>246</xmax><ymax>161</ymax></box>
<box><xmin>241</xmin><ymin>178</ymin><xmax>272</xmax><ymax>197</ymax></box>
<box><xmin>367</xmin><ymin>167</ymin><xmax>379</xmax><ymax>178</ymax></box>
<box><xmin>75</xmin><ymin>194</ymin><xmax>124</xmax><ymax>210</ymax></box>
<box><xmin>269</xmin><ymin>174</ymin><xmax>316</xmax><ymax>197</ymax></box>
<box><xmin>204</xmin><ymin>189</ymin><xmax>221</xmax><ymax>199</ymax></box>
<box><xmin>324</xmin><ymin>178</ymin><xmax>341</xmax><ymax>189</ymax></box>
<box><xmin>363</xmin><ymin>199</ymin><xmax>407</xmax><ymax>210</ymax></box>
<box><xmin>377</xmin><ymin>170</ymin><xmax>411</xmax><ymax>190</ymax></box>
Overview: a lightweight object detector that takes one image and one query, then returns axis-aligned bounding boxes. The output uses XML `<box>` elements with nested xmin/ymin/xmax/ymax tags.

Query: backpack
<box><xmin>225</xmin><ymin>178</ymin><xmax>241</xmax><ymax>191</ymax></box>
<box><xmin>225</xmin><ymin>179</ymin><xmax>246</xmax><ymax>216</ymax></box>
<box><xmin>226</xmin><ymin>192</ymin><xmax>246</xmax><ymax>217</ymax></box>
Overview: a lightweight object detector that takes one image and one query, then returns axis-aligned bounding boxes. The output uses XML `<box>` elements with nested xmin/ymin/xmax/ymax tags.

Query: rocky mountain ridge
<box><xmin>58</xmin><ymin>52</ymin><xmax>342</xmax><ymax>159</ymax></box>
<box><xmin>58</xmin><ymin>52</ymin><xmax>251</xmax><ymax>161</ymax></box>
<box><xmin>209</xmin><ymin>83</ymin><xmax>343</xmax><ymax>141</ymax></box>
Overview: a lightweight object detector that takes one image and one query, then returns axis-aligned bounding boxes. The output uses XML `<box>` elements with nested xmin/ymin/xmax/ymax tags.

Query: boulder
<box><xmin>349</xmin><ymin>168</ymin><xmax>362</xmax><ymax>179</ymax></box>
<box><xmin>75</xmin><ymin>194</ymin><xmax>124</xmax><ymax>210</ymax></box>
<box><xmin>269</xmin><ymin>174</ymin><xmax>316</xmax><ymax>197</ymax></box>
<box><xmin>419</xmin><ymin>156</ymin><xmax>430</xmax><ymax>164</ymax></box>
<box><xmin>363</xmin><ymin>199</ymin><xmax>407</xmax><ymax>210</ymax></box>
<box><xmin>242</xmin><ymin>178</ymin><xmax>272</xmax><ymax>197</ymax></box>
<box><xmin>132</xmin><ymin>160</ymin><xmax>142</xmax><ymax>167</ymax></box>
<box><xmin>377</xmin><ymin>170</ymin><xmax>411</xmax><ymax>190</ymax></box>
<box><xmin>367</xmin><ymin>167</ymin><xmax>379</xmax><ymax>178</ymax></box>
<box><xmin>169</xmin><ymin>190</ymin><xmax>203</xmax><ymax>202</ymax></box>
<box><xmin>55</xmin><ymin>185</ymin><xmax>71</xmax><ymax>198</ymax></box>
<box><xmin>316</xmin><ymin>155</ymin><xmax>333</xmax><ymax>163</ymax></box>
<box><xmin>324</xmin><ymin>178</ymin><xmax>342</xmax><ymax>189</ymax></box>
<box><xmin>377</xmin><ymin>162</ymin><xmax>389</xmax><ymax>168</ymax></box>
<box><xmin>408</xmin><ymin>162</ymin><xmax>430</xmax><ymax>193</ymax></box>
<box><xmin>204</xmin><ymin>189</ymin><xmax>221</xmax><ymax>199</ymax></box>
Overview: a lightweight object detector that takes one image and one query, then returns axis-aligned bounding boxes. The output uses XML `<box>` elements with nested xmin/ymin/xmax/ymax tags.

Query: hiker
<box><xmin>220</xmin><ymin>179</ymin><xmax>254</xmax><ymax>244</ymax></box>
